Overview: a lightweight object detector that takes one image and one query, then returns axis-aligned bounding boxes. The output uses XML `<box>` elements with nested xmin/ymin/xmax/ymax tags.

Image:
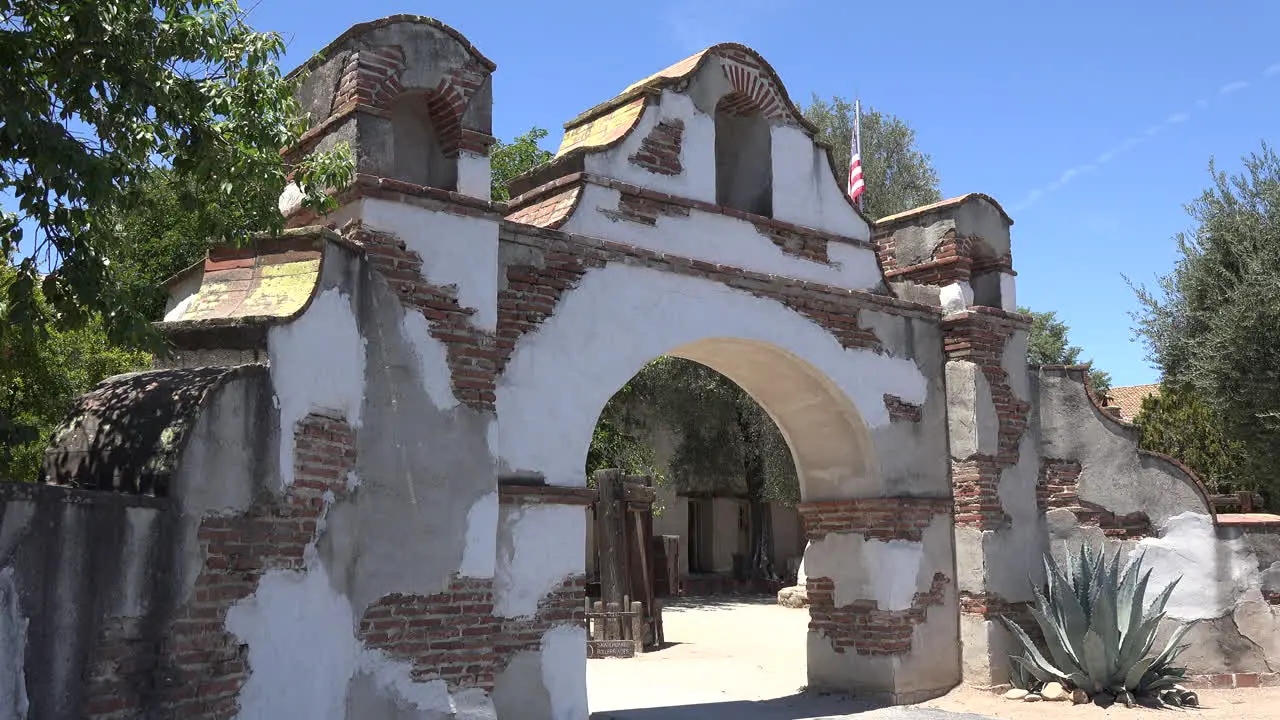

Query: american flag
<box><xmin>848</xmin><ymin>99</ymin><xmax>865</xmax><ymax>209</ymax></box>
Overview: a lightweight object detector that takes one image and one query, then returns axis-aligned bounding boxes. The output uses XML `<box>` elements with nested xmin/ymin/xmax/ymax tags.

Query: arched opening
<box><xmin>389</xmin><ymin>91</ymin><xmax>459</xmax><ymax>191</ymax></box>
<box><xmin>578</xmin><ymin>338</ymin><xmax>878</xmax><ymax>715</ymax></box>
<box><xmin>714</xmin><ymin>92</ymin><xmax>773</xmax><ymax>217</ymax></box>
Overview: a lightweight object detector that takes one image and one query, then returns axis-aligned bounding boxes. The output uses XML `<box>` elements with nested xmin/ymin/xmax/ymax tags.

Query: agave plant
<box><xmin>1001</xmin><ymin>543</ymin><xmax>1195</xmax><ymax>701</ymax></box>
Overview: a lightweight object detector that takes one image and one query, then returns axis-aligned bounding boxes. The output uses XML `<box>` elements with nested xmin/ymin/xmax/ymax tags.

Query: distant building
<box><xmin>1103</xmin><ymin>383</ymin><xmax>1161</xmax><ymax>421</ymax></box>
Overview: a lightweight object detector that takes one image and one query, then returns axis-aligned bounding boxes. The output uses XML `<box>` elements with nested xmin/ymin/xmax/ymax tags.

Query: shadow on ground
<box><xmin>589</xmin><ymin>691</ymin><xmax>997</xmax><ymax>720</ymax></box>
<box><xmin>663</xmin><ymin>594</ymin><xmax>780</xmax><ymax>611</ymax></box>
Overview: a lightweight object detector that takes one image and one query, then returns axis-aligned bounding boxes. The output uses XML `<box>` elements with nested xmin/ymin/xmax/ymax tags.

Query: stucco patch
<box><xmin>493</xmin><ymin>505</ymin><xmax>585</xmax><ymax>618</ymax></box>
<box><xmin>945</xmin><ymin>360</ymin><xmax>997</xmax><ymax>459</ymax></box>
<box><xmin>269</xmin><ymin>288</ymin><xmax>367</xmax><ymax>487</ymax></box>
<box><xmin>540</xmin><ymin>625</ymin><xmax>588</xmax><ymax>720</ymax></box>
<box><xmin>939</xmin><ymin>282</ymin><xmax>973</xmax><ymax>315</ymax></box>
<box><xmin>1138</xmin><ymin>512</ymin><xmax>1260</xmax><ymax>621</ymax></box>
<box><xmin>400</xmin><ymin>310</ymin><xmax>461</xmax><ymax>411</ymax></box>
<box><xmin>460</xmin><ymin>492</ymin><xmax>499</xmax><ymax>578</ymax></box>
<box><xmin>225</xmin><ymin>561</ymin><xmax>359</xmax><ymax>720</ymax></box>
<box><xmin>806</xmin><ymin>532</ymin><xmax>925</xmax><ymax>611</ymax></box>
<box><xmin>361</xmin><ymin>199</ymin><xmax>500</xmax><ymax>331</ymax></box>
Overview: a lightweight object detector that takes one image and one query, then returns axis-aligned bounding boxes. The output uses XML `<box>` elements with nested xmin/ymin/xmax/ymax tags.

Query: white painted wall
<box><xmin>583</xmin><ymin>92</ymin><xmax>715</xmax><ymax>205</ymax></box>
<box><xmin>268</xmin><ymin>288</ymin><xmax>367</xmax><ymax>488</ymax></box>
<box><xmin>493</xmin><ymin>504</ymin><xmax>587</xmax><ymax>619</ymax></box>
<box><xmin>358</xmin><ymin>198</ymin><xmax>500</xmax><ymax>331</ymax></box>
<box><xmin>458</xmin><ymin>152</ymin><xmax>492</xmax><ymax>200</ymax></box>
<box><xmin>493</xmin><ymin>263</ymin><xmax>928</xmax><ymax>490</ymax></box>
<box><xmin>806</xmin><ymin>532</ymin><xmax>926</xmax><ymax>611</ymax></box>
<box><xmin>563</xmin><ymin>185</ymin><xmax>883</xmax><ymax>293</ymax></box>
<box><xmin>1137</xmin><ymin>512</ymin><xmax>1262</xmax><ymax>621</ymax></box>
<box><xmin>770</xmin><ymin>124</ymin><xmax>870</xmax><ymax>239</ymax></box>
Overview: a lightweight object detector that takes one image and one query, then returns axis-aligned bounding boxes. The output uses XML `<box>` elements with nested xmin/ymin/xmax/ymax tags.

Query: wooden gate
<box><xmin>587</xmin><ymin>469</ymin><xmax>679</xmax><ymax>658</ymax></box>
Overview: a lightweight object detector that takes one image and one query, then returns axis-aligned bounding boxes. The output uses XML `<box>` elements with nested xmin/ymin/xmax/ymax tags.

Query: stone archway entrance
<box><xmin>490</xmin><ymin>260</ymin><xmax>961</xmax><ymax>715</ymax></box>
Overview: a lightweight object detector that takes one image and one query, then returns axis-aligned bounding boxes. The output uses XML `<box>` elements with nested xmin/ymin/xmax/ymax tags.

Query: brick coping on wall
<box><xmin>505</xmin><ymin>171</ymin><xmax>876</xmax><ymax>252</ymax></box>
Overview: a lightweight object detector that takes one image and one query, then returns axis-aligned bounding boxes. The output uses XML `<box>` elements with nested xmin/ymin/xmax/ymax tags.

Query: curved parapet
<box><xmin>1032</xmin><ymin>364</ymin><xmax>1214</xmax><ymax>529</ymax></box>
<box><xmin>163</xmin><ymin>228</ymin><xmax>331</xmax><ymax>325</ymax></box>
<box><xmin>40</xmin><ymin>364</ymin><xmax>269</xmax><ymax>497</ymax></box>
<box><xmin>283</xmin><ymin>14</ymin><xmax>497</xmax><ymax>203</ymax></box>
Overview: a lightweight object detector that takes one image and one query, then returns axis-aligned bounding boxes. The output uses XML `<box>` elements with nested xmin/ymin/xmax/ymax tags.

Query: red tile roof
<box><xmin>1105</xmin><ymin>383</ymin><xmax>1160</xmax><ymax>420</ymax></box>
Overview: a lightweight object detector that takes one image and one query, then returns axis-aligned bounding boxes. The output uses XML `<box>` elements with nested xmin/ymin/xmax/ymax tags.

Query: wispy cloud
<box><xmin>1011</xmin><ymin>64</ymin><xmax>1272</xmax><ymax>214</ymax></box>
<box><xmin>1220</xmin><ymin>80</ymin><xmax>1249</xmax><ymax>95</ymax></box>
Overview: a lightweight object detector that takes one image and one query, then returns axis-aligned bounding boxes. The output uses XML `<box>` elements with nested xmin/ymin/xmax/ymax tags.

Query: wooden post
<box><xmin>631</xmin><ymin>601</ymin><xmax>644</xmax><ymax>654</ymax></box>
<box><xmin>595</xmin><ymin>469</ymin><xmax>625</xmax><ymax>610</ymax></box>
<box><xmin>592</xmin><ymin>601</ymin><xmax>605</xmax><ymax>641</ymax></box>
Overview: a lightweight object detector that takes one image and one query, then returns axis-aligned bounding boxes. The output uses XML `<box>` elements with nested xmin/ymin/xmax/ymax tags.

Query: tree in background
<box><xmin>0</xmin><ymin>265</ymin><xmax>148</xmax><ymax>481</ymax></box>
<box><xmin>1021</xmin><ymin>306</ymin><xmax>1113</xmax><ymax>398</ymax></box>
<box><xmin>1</xmin><ymin>0</ymin><xmax>352</xmax><ymax>348</ymax></box>
<box><xmin>1132</xmin><ymin>382</ymin><xmax>1253</xmax><ymax>495</ymax></box>
<box><xmin>490</xmin><ymin>128</ymin><xmax>555</xmax><ymax>202</ymax></box>
<box><xmin>1130</xmin><ymin>143</ymin><xmax>1280</xmax><ymax>500</ymax></box>
<box><xmin>802</xmin><ymin>96</ymin><xmax>943</xmax><ymax>220</ymax></box>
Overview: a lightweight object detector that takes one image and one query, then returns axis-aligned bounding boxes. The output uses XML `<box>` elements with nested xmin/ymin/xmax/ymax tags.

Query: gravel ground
<box><xmin>586</xmin><ymin>597</ymin><xmax>1280</xmax><ymax>720</ymax></box>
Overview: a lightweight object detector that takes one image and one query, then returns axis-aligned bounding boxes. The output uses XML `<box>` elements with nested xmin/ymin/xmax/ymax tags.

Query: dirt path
<box><xmin>586</xmin><ymin>597</ymin><xmax>1280</xmax><ymax>720</ymax></box>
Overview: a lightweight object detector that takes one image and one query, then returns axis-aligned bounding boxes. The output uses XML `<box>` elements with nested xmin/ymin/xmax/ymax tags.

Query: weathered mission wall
<box><xmin>0</xmin><ymin>12</ymin><xmax>1275</xmax><ymax>720</ymax></box>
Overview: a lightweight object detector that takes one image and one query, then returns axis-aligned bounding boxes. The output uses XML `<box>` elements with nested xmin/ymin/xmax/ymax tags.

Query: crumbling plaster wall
<box><xmin>1033</xmin><ymin>366</ymin><xmax>1280</xmax><ymax>683</ymax></box>
<box><xmin>571</xmin><ymin>87</ymin><xmax>881</xmax><ymax>292</ymax></box>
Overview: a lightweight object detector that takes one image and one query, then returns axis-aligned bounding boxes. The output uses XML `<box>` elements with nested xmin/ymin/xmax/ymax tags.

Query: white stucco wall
<box><xmin>493</xmin><ymin>504</ymin><xmax>587</xmax><ymax>619</ymax></box>
<box><xmin>583</xmin><ymin>92</ymin><xmax>715</xmax><ymax>205</ymax></box>
<box><xmin>492</xmin><ymin>263</ymin><xmax>928</xmax><ymax>491</ymax></box>
<box><xmin>358</xmin><ymin>198</ymin><xmax>500</xmax><ymax>331</ymax></box>
<box><xmin>770</xmin><ymin>124</ymin><xmax>869</xmax><ymax>239</ymax></box>
<box><xmin>563</xmin><ymin>185</ymin><xmax>883</xmax><ymax>293</ymax></box>
<box><xmin>268</xmin><ymin>288</ymin><xmax>367</xmax><ymax>488</ymax></box>
<box><xmin>457</xmin><ymin>152</ymin><xmax>492</xmax><ymax>200</ymax></box>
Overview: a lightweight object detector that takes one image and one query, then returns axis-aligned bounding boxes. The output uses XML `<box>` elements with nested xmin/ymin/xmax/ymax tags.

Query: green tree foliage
<box><xmin>0</xmin><ymin>0</ymin><xmax>353</xmax><ymax>347</ymax></box>
<box><xmin>1132</xmin><ymin>382</ymin><xmax>1252</xmax><ymax>494</ymax></box>
<box><xmin>490</xmin><ymin>127</ymin><xmax>554</xmax><ymax>202</ymax></box>
<box><xmin>101</xmin><ymin>169</ymin><xmax>247</xmax><ymax>321</ymax></box>
<box><xmin>1021</xmin><ymin>306</ymin><xmax>1112</xmax><ymax>398</ymax></box>
<box><xmin>0</xmin><ymin>264</ymin><xmax>149</xmax><ymax>482</ymax></box>
<box><xmin>1130</xmin><ymin>143</ymin><xmax>1280</xmax><ymax>496</ymax></box>
<box><xmin>802</xmin><ymin>95</ymin><xmax>943</xmax><ymax>221</ymax></box>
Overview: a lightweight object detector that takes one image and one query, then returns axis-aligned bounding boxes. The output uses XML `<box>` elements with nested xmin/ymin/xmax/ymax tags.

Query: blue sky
<box><xmin>14</xmin><ymin>1</ymin><xmax>1276</xmax><ymax>387</ymax></box>
<box><xmin>249</xmin><ymin>0</ymin><xmax>1270</xmax><ymax>388</ymax></box>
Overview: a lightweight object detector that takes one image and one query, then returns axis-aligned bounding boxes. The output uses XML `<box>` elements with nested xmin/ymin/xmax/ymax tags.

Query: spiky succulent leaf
<box><xmin>1123</xmin><ymin>656</ymin><xmax>1156</xmax><ymax>691</ymax></box>
<box><xmin>1029</xmin><ymin>584</ymin><xmax>1083</xmax><ymax>674</ymax></box>
<box><xmin>1010</xmin><ymin>653</ymin><xmax>1058</xmax><ymax>684</ymax></box>
<box><xmin>1000</xmin><ymin>615</ymin><xmax>1073</xmax><ymax>679</ymax></box>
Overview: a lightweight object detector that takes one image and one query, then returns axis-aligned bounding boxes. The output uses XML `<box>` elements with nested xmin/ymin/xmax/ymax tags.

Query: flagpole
<box><xmin>854</xmin><ymin>99</ymin><xmax>864</xmax><ymax>212</ymax></box>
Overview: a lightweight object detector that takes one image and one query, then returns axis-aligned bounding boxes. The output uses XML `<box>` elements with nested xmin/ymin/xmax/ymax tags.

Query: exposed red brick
<box><xmin>958</xmin><ymin>591</ymin><xmax>1044</xmax><ymax>647</ymax></box>
<box><xmin>883</xmin><ymin>394</ymin><xmax>923</xmax><ymax>423</ymax></box>
<box><xmin>756</xmin><ymin>222</ymin><xmax>830</xmax><ymax>264</ymax></box>
<box><xmin>942</xmin><ymin>310</ymin><xmax>1032</xmax><ymax>530</ymax></box>
<box><xmin>82</xmin><ymin>414</ymin><xmax>356</xmax><ymax>719</ymax></box>
<box><xmin>349</xmin><ymin>224</ymin><xmax>499</xmax><ymax>411</ymax></box>
<box><xmin>797</xmin><ymin>497</ymin><xmax>952</xmax><ymax>543</ymax></box>
<box><xmin>357</xmin><ymin>576</ymin><xmax>586</xmax><ymax>692</ymax></box>
<box><xmin>1037</xmin><ymin>458</ymin><xmax>1152</xmax><ymax>538</ymax></box>
<box><xmin>628</xmin><ymin>118</ymin><xmax>684</xmax><ymax>176</ymax></box>
<box><xmin>806</xmin><ymin>573</ymin><xmax>949</xmax><ymax>656</ymax></box>
<box><xmin>599</xmin><ymin>190</ymin><xmax>691</xmax><ymax>226</ymax></box>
